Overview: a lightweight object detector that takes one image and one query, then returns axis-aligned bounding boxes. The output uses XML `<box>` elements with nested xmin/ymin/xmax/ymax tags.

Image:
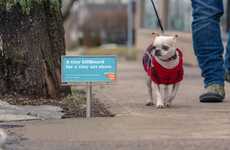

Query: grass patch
<box><xmin>61</xmin><ymin>89</ymin><xmax>86</xmax><ymax>117</ymax></box>
<box><xmin>61</xmin><ymin>89</ymin><xmax>114</xmax><ymax>118</ymax></box>
<box><xmin>80</xmin><ymin>47</ymin><xmax>138</xmax><ymax>61</ymax></box>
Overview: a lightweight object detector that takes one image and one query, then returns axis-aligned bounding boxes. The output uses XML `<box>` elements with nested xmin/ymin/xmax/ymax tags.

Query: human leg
<box><xmin>191</xmin><ymin>0</ymin><xmax>225</xmax><ymax>102</ymax></box>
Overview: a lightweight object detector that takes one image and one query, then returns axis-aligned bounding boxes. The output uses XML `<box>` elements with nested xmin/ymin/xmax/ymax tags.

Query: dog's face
<box><xmin>152</xmin><ymin>35</ymin><xmax>178</xmax><ymax>61</ymax></box>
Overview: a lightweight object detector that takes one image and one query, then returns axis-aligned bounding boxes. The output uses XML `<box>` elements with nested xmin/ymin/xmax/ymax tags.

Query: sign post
<box><xmin>87</xmin><ymin>82</ymin><xmax>92</xmax><ymax>118</ymax></box>
<box><xmin>61</xmin><ymin>56</ymin><xmax>117</xmax><ymax>118</ymax></box>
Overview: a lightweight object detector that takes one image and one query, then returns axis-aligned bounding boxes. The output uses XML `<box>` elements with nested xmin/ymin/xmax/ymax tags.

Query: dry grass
<box><xmin>61</xmin><ymin>89</ymin><xmax>114</xmax><ymax>118</ymax></box>
<box><xmin>67</xmin><ymin>47</ymin><xmax>139</xmax><ymax>61</ymax></box>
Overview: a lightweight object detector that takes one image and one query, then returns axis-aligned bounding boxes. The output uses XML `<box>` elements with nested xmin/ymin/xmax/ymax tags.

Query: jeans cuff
<box><xmin>205</xmin><ymin>82</ymin><xmax>224</xmax><ymax>88</ymax></box>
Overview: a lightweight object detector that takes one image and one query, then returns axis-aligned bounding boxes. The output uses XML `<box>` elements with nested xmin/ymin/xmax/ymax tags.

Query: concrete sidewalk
<box><xmin>5</xmin><ymin>61</ymin><xmax>230</xmax><ymax>150</ymax></box>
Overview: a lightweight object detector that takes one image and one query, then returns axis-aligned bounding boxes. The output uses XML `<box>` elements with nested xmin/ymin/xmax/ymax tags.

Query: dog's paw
<box><xmin>145</xmin><ymin>102</ymin><xmax>154</xmax><ymax>106</ymax></box>
<box><xmin>165</xmin><ymin>103</ymin><xmax>171</xmax><ymax>108</ymax></box>
<box><xmin>156</xmin><ymin>104</ymin><xmax>165</xmax><ymax>109</ymax></box>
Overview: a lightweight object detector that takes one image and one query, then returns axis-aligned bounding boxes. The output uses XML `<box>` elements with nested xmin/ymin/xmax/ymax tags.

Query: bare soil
<box><xmin>0</xmin><ymin>90</ymin><xmax>114</xmax><ymax>118</ymax></box>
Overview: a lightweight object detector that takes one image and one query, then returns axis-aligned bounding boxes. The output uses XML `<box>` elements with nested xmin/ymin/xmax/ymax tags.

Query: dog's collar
<box><xmin>158</xmin><ymin>53</ymin><xmax>177</xmax><ymax>62</ymax></box>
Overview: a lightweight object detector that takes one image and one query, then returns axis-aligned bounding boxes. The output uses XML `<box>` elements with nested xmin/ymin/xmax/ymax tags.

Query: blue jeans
<box><xmin>191</xmin><ymin>0</ymin><xmax>230</xmax><ymax>88</ymax></box>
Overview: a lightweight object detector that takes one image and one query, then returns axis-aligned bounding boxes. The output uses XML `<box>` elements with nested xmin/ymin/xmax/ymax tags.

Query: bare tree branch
<box><xmin>62</xmin><ymin>0</ymin><xmax>79</xmax><ymax>21</ymax></box>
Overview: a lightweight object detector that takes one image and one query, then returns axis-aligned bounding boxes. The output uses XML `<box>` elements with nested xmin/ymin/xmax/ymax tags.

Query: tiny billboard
<box><xmin>61</xmin><ymin>56</ymin><xmax>117</xmax><ymax>84</ymax></box>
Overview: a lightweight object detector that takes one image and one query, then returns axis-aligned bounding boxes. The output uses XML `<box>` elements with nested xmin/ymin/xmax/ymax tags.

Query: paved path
<box><xmin>4</xmin><ymin>61</ymin><xmax>230</xmax><ymax>150</ymax></box>
<box><xmin>96</xmin><ymin>61</ymin><xmax>230</xmax><ymax>115</ymax></box>
<box><xmin>0</xmin><ymin>101</ymin><xmax>63</xmax><ymax>122</ymax></box>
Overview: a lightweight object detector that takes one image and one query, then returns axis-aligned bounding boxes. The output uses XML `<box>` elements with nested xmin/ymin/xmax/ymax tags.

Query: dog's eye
<box><xmin>151</xmin><ymin>46</ymin><xmax>156</xmax><ymax>51</ymax></box>
<box><xmin>162</xmin><ymin>45</ymin><xmax>169</xmax><ymax>51</ymax></box>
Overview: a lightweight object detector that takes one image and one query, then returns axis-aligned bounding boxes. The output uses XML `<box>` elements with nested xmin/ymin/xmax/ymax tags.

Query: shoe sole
<box><xmin>200</xmin><ymin>93</ymin><xmax>224</xmax><ymax>103</ymax></box>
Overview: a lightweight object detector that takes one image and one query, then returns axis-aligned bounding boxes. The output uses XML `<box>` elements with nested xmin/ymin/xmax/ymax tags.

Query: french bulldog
<box><xmin>143</xmin><ymin>33</ymin><xmax>184</xmax><ymax>108</ymax></box>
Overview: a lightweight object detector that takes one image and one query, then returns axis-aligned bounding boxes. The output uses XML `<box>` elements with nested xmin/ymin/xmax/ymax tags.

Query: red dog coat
<box><xmin>143</xmin><ymin>44</ymin><xmax>184</xmax><ymax>85</ymax></box>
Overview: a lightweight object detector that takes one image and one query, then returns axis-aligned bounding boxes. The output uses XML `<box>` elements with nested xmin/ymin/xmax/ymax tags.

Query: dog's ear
<box><xmin>152</xmin><ymin>32</ymin><xmax>160</xmax><ymax>36</ymax></box>
<box><xmin>152</xmin><ymin>32</ymin><xmax>160</xmax><ymax>43</ymax></box>
<box><xmin>173</xmin><ymin>34</ymin><xmax>178</xmax><ymax>39</ymax></box>
<box><xmin>172</xmin><ymin>35</ymin><xmax>178</xmax><ymax>45</ymax></box>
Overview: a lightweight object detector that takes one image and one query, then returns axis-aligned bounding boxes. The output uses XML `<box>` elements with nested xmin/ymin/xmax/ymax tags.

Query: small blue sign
<box><xmin>61</xmin><ymin>56</ymin><xmax>117</xmax><ymax>83</ymax></box>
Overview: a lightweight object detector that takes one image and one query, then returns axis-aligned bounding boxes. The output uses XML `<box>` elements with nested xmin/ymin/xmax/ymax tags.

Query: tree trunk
<box><xmin>0</xmin><ymin>1</ymin><xmax>71</xmax><ymax>98</ymax></box>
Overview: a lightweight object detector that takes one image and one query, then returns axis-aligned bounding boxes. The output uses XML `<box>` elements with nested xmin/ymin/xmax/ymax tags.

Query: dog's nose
<box><xmin>155</xmin><ymin>49</ymin><xmax>161</xmax><ymax>56</ymax></box>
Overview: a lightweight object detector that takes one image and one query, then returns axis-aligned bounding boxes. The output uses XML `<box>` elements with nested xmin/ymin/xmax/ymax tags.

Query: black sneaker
<box><xmin>200</xmin><ymin>84</ymin><xmax>225</xmax><ymax>103</ymax></box>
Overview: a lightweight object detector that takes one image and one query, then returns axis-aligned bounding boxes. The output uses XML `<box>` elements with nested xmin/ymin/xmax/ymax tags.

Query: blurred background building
<box><xmin>64</xmin><ymin>0</ymin><xmax>131</xmax><ymax>49</ymax></box>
